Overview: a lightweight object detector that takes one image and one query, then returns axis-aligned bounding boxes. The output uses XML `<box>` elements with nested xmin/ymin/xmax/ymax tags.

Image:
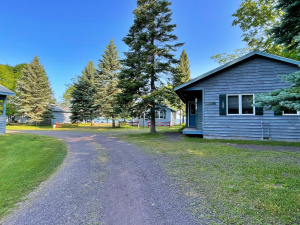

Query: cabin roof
<box><xmin>0</xmin><ymin>85</ymin><xmax>16</xmax><ymax>96</ymax></box>
<box><xmin>174</xmin><ymin>51</ymin><xmax>300</xmax><ymax>91</ymax></box>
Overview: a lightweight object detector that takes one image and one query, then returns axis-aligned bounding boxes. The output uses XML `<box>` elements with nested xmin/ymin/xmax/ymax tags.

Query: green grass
<box><xmin>108</xmin><ymin>129</ymin><xmax>300</xmax><ymax>224</ymax></box>
<box><xmin>0</xmin><ymin>133</ymin><xmax>67</xmax><ymax>219</ymax></box>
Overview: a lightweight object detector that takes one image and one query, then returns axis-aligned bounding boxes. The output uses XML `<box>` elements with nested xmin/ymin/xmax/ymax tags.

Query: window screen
<box><xmin>242</xmin><ymin>95</ymin><xmax>254</xmax><ymax>114</ymax></box>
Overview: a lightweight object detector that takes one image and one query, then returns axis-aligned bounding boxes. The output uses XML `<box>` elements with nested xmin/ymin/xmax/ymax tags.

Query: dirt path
<box><xmin>2</xmin><ymin>131</ymin><xmax>198</xmax><ymax>225</ymax></box>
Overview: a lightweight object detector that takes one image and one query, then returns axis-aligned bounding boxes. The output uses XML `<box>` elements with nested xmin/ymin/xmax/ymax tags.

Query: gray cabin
<box><xmin>51</xmin><ymin>104</ymin><xmax>72</xmax><ymax>124</ymax></box>
<box><xmin>0</xmin><ymin>85</ymin><xmax>16</xmax><ymax>134</ymax></box>
<box><xmin>175</xmin><ymin>51</ymin><xmax>300</xmax><ymax>141</ymax></box>
<box><xmin>133</xmin><ymin>106</ymin><xmax>177</xmax><ymax>127</ymax></box>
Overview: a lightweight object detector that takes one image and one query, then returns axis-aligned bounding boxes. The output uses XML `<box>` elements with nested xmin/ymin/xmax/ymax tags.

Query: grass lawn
<box><xmin>103</xmin><ymin>127</ymin><xmax>300</xmax><ymax>224</ymax></box>
<box><xmin>0</xmin><ymin>133</ymin><xmax>67</xmax><ymax>219</ymax></box>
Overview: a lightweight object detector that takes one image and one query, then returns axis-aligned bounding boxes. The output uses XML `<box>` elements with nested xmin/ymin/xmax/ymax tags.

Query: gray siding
<box><xmin>52</xmin><ymin>112</ymin><xmax>72</xmax><ymax>124</ymax></box>
<box><xmin>185</xmin><ymin>56</ymin><xmax>300</xmax><ymax>141</ymax></box>
<box><xmin>196</xmin><ymin>98</ymin><xmax>203</xmax><ymax>130</ymax></box>
<box><xmin>0</xmin><ymin>115</ymin><xmax>6</xmax><ymax>134</ymax></box>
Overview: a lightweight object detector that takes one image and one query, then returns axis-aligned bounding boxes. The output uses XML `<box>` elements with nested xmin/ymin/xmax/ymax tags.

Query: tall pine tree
<box><xmin>118</xmin><ymin>0</ymin><xmax>183</xmax><ymax>133</ymax></box>
<box><xmin>15</xmin><ymin>56</ymin><xmax>54</xmax><ymax>124</ymax></box>
<box><xmin>173</xmin><ymin>49</ymin><xmax>191</xmax><ymax>124</ymax></box>
<box><xmin>97</xmin><ymin>39</ymin><xmax>122</xmax><ymax>128</ymax></box>
<box><xmin>70</xmin><ymin>60</ymin><xmax>99</xmax><ymax>125</ymax></box>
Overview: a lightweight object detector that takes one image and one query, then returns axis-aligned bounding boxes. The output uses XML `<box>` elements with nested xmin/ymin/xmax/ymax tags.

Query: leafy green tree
<box><xmin>15</xmin><ymin>56</ymin><xmax>54</xmax><ymax>124</ymax></box>
<box><xmin>70</xmin><ymin>60</ymin><xmax>99</xmax><ymax>125</ymax></box>
<box><xmin>62</xmin><ymin>84</ymin><xmax>75</xmax><ymax>107</ymax></box>
<box><xmin>254</xmin><ymin>0</ymin><xmax>300</xmax><ymax>112</ymax></box>
<box><xmin>97</xmin><ymin>39</ymin><xmax>122</xmax><ymax>128</ymax></box>
<box><xmin>118</xmin><ymin>0</ymin><xmax>183</xmax><ymax>133</ymax></box>
<box><xmin>211</xmin><ymin>0</ymin><xmax>300</xmax><ymax>65</ymax></box>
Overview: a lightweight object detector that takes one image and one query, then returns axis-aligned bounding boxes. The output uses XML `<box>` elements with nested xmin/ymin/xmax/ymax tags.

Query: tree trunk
<box><xmin>179</xmin><ymin>110</ymin><xmax>182</xmax><ymax>125</ymax></box>
<box><xmin>150</xmin><ymin>37</ymin><xmax>156</xmax><ymax>133</ymax></box>
<box><xmin>112</xmin><ymin>118</ymin><xmax>115</xmax><ymax>128</ymax></box>
<box><xmin>150</xmin><ymin>106</ymin><xmax>156</xmax><ymax>133</ymax></box>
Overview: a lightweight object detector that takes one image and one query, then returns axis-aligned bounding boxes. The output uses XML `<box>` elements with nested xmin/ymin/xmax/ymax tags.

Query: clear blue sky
<box><xmin>0</xmin><ymin>0</ymin><xmax>245</xmax><ymax>100</ymax></box>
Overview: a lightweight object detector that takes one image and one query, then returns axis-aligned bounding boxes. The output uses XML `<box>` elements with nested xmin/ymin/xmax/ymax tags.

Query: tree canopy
<box><xmin>97</xmin><ymin>39</ymin><xmax>122</xmax><ymax>127</ymax></box>
<box><xmin>15</xmin><ymin>56</ymin><xmax>54</xmax><ymax>123</ymax></box>
<box><xmin>211</xmin><ymin>0</ymin><xmax>300</xmax><ymax>65</ymax></box>
<box><xmin>70</xmin><ymin>60</ymin><xmax>100</xmax><ymax>124</ymax></box>
<box><xmin>118</xmin><ymin>0</ymin><xmax>183</xmax><ymax>133</ymax></box>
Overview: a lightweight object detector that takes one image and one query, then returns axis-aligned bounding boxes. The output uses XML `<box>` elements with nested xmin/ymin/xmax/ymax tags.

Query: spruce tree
<box><xmin>174</xmin><ymin>49</ymin><xmax>191</xmax><ymax>124</ymax></box>
<box><xmin>15</xmin><ymin>56</ymin><xmax>54</xmax><ymax>124</ymax></box>
<box><xmin>270</xmin><ymin>0</ymin><xmax>300</xmax><ymax>51</ymax></box>
<box><xmin>97</xmin><ymin>39</ymin><xmax>122</xmax><ymax>128</ymax></box>
<box><xmin>118</xmin><ymin>0</ymin><xmax>183</xmax><ymax>133</ymax></box>
<box><xmin>70</xmin><ymin>60</ymin><xmax>99</xmax><ymax>125</ymax></box>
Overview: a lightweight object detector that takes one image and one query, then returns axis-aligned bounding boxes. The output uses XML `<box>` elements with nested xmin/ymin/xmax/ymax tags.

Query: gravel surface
<box><xmin>2</xmin><ymin>131</ymin><xmax>199</xmax><ymax>225</ymax></box>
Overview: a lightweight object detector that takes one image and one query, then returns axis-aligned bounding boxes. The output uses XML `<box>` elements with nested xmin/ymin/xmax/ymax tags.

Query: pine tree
<box><xmin>174</xmin><ymin>49</ymin><xmax>191</xmax><ymax>124</ymax></box>
<box><xmin>70</xmin><ymin>60</ymin><xmax>99</xmax><ymax>125</ymax></box>
<box><xmin>96</xmin><ymin>39</ymin><xmax>122</xmax><ymax>128</ymax></box>
<box><xmin>15</xmin><ymin>56</ymin><xmax>54</xmax><ymax>124</ymax></box>
<box><xmin>270</xmin><ymin>0</ymin><xmax>300</xmax><ymax>51</ymax></box>
<box><xmin>118</xmin><ymin>0</ymin><xmax>183</xmax><ymax>133</ymax></box>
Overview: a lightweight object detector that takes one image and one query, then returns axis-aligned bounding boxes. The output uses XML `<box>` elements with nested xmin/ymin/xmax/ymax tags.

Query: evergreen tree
<box><xmin>118</xmin><ymin>0</ymin><xmax>183</xmax><ymax>133</ymax></box>
<box><xmin>254</xmin><ymin>70</ymin><xmax>300</xmax><ymax>112</ymax></box>
<box><xmin>70</xmin><ymin>60</ymin><xmax>99</xmax><ymax>125</ymax></box>
<box><xmin>15</xmin><ymin>56</ymin><xmax>54</xmax><ymax>124</ymax></box>
<box><xmin>168</xmin><ymin>49</ymin><xmax>191</xmax><ymax>124</ymax></box>
<box><xmin>97</xmin><ymin>39</ymin><xmax>122</xmax><ymax>128</ymax></box>
<box><xmin>269</xmin><ymin>0</ymin><xmax>300</xmax><ymax>50</ymax></box>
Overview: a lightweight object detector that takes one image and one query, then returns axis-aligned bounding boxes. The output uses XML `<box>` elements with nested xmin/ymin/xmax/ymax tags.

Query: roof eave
<box><xmin>0</xmin><ymin>92</ymin><xmax>16</xmax><ymax>96</ymax></box>
<box><xmin>174</xmin><ymin>51</ymin><xmax>300</xmax><ymax>91</ymax></box>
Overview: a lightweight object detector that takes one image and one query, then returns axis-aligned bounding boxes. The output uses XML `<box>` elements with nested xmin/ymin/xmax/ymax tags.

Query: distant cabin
<box><xmin>51</xmin><ymin>104</ymin><xmax>72</xmax><ymax>124</ymax></box>
<box><xmin>175</xmin><ymin>51</ymin><xmax>300</xmax><ymax>141</ymax></box>
<box><xmin>133</xmin><ymin>106</ymin><xmax>177</xmax><ymax>127</ymax></box>
<box><xmin>0</xmin><ymin>85</ymin><xmax>15</xmax><ymax>134</ymax></box>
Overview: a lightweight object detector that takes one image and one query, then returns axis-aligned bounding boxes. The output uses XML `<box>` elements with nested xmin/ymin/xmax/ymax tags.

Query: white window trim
<box><xmin>226</xmin><ymin>94</ymin><xmax>256</xmax><ymax>116</ymax></box>
<box><xmin>283</xmin><ymin>110</ymin><xmax>300</xmax><ymax>116</ymax></box>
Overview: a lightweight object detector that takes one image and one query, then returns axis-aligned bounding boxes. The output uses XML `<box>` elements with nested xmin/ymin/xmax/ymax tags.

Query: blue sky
<box><xmin>0</xmin><ymin>0</ymin><xmax>245</xmax><ymax>100</ymax></box>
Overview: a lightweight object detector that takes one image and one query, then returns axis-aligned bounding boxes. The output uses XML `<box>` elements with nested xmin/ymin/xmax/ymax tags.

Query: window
<box><xmin>155</xmin><ymin>111</ymin><xmax>159</xmax><ymax>118</ymax></box>
<box><xmin>227</xmin><ymin>94</ymin><xmax>255</xmax><ymax>115</ymax></box>
<box><xmin>283</xmin><ymin>109</ymin><xmax>300</xmax><ymax>115</ymax></box>
<box><xmin>159</xmin><ymin>110</ymin><xmax>165</xmax><ymax>119</ymax></box>
<box><xmin>189</xmin><ymin>102</ymin><xmax>196</xmax><ymax>115</ymax></box>
<box><xmin>228</xmin><ymin>96</ymin><xmax>239</xmax><ymax>114</ymax></box>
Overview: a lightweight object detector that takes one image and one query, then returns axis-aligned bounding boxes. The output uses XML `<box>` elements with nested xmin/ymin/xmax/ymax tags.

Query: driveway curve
<box><xmin>1</xmin><ymin>131</ymin><xmax>199</xmax><ymax>225</ymax></box>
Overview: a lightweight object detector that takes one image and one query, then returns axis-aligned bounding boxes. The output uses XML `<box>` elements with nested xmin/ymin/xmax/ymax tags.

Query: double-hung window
<box><xmin>227</xmin><ymin>94</ymin><xmax>255</xmax><ymax>115</ymax></box>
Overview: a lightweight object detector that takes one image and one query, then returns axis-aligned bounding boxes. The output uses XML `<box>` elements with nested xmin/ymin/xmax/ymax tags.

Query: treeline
<box><xmin>66</xmin><ymin>0</ymin><xmax>191</xmax><ymax>132</ymax></box>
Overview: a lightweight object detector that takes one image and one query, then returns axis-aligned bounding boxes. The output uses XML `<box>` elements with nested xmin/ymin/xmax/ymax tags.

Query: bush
<box><xmin>179</xmin><ymin>123</ymin><xmax>186</xmax><ymax>132</ymax></box>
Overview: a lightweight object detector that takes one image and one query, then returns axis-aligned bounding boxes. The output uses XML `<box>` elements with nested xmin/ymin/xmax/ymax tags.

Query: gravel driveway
<box><xmin>1</xmin><ymin>131</ymin><xmax>198</xmax><ymax>225</ymax></box>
